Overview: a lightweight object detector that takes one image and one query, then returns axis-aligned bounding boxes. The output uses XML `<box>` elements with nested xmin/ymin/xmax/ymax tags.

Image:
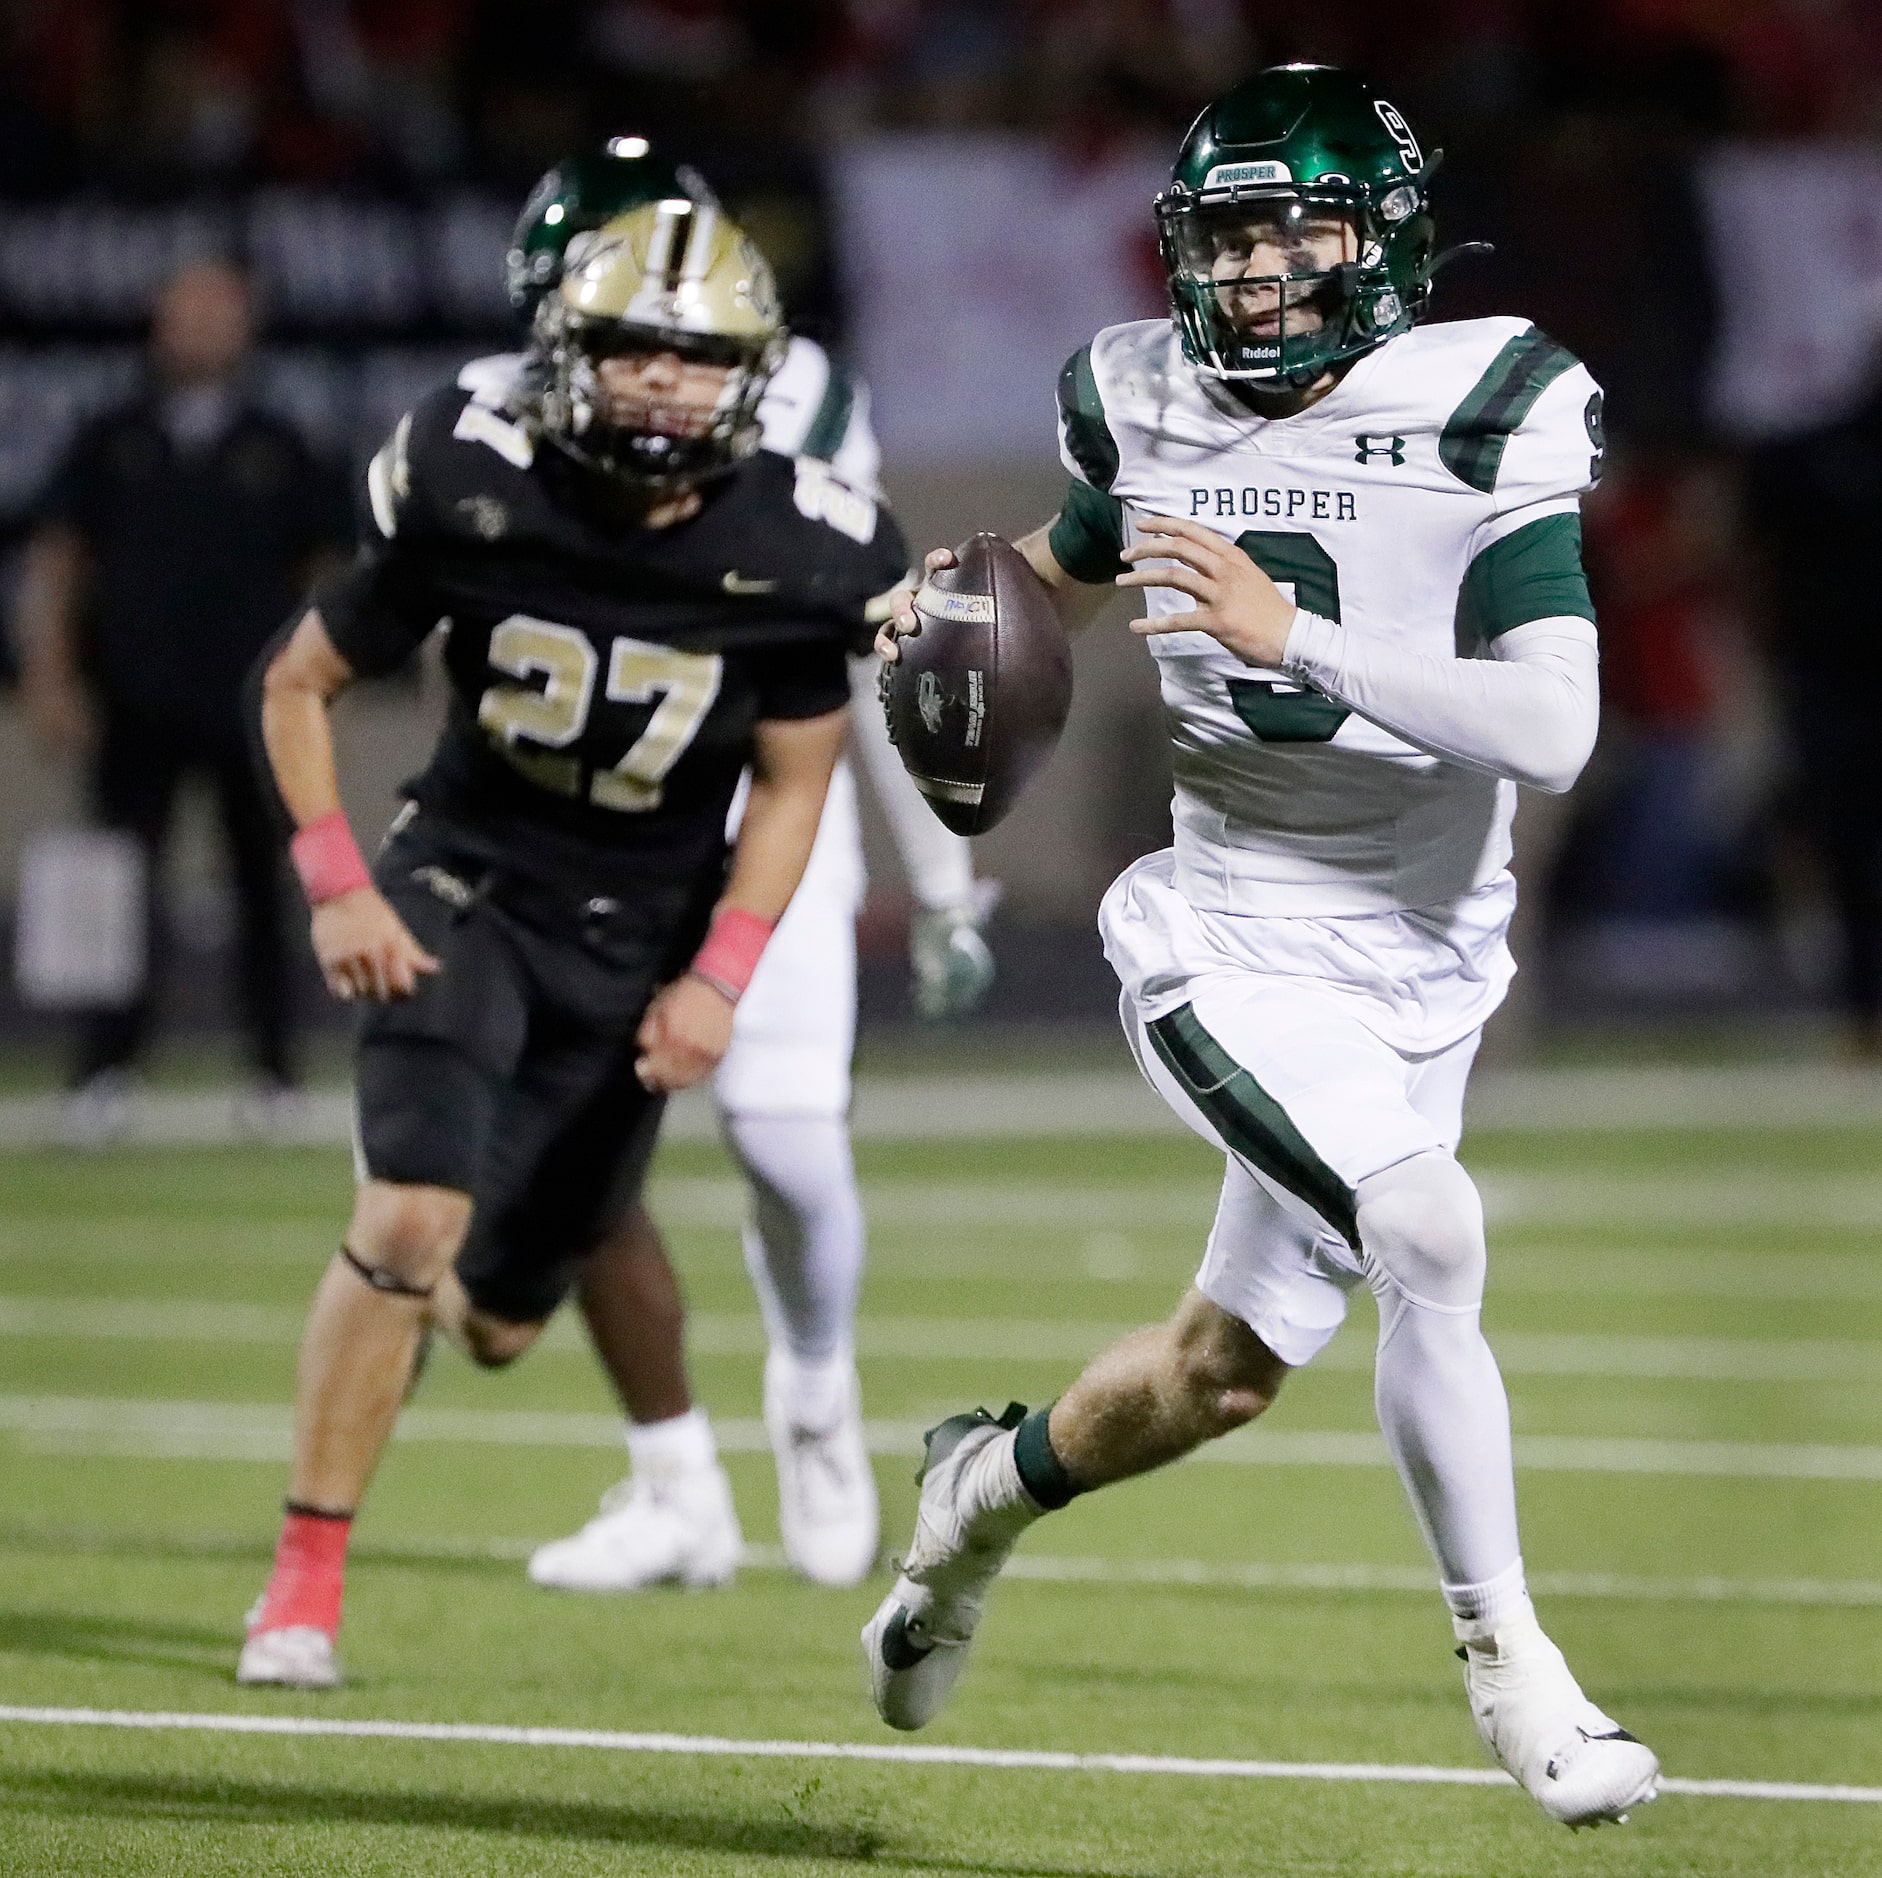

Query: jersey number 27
<box><xmin>477</xmin><ymin>615</ymin><xmax>723</xmax><ymax>811</ymax></box>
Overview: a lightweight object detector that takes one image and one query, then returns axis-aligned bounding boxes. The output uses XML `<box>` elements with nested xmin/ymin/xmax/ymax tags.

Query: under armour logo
<box><xmin>1354</xmin><ymin>434</ymin><xmax>1406</xmax><ymax>466</ymax></box>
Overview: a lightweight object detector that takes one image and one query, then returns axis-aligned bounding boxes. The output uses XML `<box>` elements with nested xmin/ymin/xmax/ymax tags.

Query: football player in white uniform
<box><xmin>464</xmin><ymin>144</ymin><xmax>993</xmax><ymax>1593</ymax></box>
<box><xmin>866</xmin><ymin>66</ymin><xmax>1660</xmax><ymax>1829</ymax></box>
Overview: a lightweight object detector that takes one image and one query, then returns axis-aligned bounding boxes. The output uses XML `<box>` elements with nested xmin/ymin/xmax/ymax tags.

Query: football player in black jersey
<box><xmin>238</xmin><ymin>201</ymin><xmax>907</xmax><ymax>1689</ymax></box>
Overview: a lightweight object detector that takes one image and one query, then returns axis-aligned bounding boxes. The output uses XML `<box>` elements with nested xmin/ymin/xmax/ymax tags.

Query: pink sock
<box><xmin>252</xmin><ymin>1506</ymin><xmax>352</xmax><ymax>1638</ymax></box>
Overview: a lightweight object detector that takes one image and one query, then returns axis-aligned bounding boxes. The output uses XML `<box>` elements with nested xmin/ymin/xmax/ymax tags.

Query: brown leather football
<box><xmin>880</xmin><ymin>534</ymin><xmax>1073</xmax><ymax>836</ymax></box>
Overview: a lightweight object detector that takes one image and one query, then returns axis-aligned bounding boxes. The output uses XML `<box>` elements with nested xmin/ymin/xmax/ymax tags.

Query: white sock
<box><xmin>768</xmin><ymin>1345</ymin><xmax>856</xmax><ymax>1433</ymax></box>
<box><xmin>1360</xmin><ymin>1153</ymin><xmax>1524</xmax><ymax>1593</ymax></box>
<box><xmin>723</xmin><ymin>1111</ymin><xmax>864</xmax><ymax>1362</ymax></box>
<box><xmin>1445</xmin><ymin>1558</ymin><xmax>1535</xmax><ymax>1640</ymax></box>
<box><xmin>961</xmin><ymin>1429</ymin><xmax>1043</xmax><ymax>1544</ymax></box>
<box><xmin>626</xmin><ymin>1407</ymin><xmax>719</xmax><ymax>1488</ymax></box>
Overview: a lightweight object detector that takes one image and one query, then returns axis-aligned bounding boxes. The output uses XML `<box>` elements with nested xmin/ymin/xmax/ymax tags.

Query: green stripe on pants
<box><xmin>1146</xmin><ymin>1004</ymin><xmax>1359</xmax><ymax>1248</ymax></box>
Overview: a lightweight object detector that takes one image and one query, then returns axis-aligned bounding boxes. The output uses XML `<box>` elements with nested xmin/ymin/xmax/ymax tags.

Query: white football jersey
<box><xmin>1056</xmin><ymin>316</ymin><xmax>1603</xmax><ymax>916</ymax></box>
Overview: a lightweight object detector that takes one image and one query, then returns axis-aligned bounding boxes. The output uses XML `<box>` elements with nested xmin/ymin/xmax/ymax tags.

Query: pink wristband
<box><xmin>688</xmin><ymin>906</ymin><xmax>776</xmax><ymax>1003</ymax></box>
<box><xmin>290</xmin><ymin>810</ymin><xmax>372</xmax><ymax>906</ymax></box>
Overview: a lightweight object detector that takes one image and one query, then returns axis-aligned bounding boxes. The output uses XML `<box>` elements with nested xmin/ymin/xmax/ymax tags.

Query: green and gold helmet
<box><xmin>1156</xmin><ymin>65</ymin><xmax>1439</xmax><ymax>386</ymax></box>
<box><xmin>505</xmin><ymin>136</ymin><xmax>717</xmax><ymax>316</ymax></box>
<box><xmin>534</xmin><ymin>198</ymin><xmax>786</xmax><ymax>491</ymax></box>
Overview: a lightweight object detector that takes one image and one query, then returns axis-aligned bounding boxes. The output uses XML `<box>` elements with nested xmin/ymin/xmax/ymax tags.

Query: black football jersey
<box><xmin>317</xmin><ymin>383</ymin><xmax>907</xmax><ymax>895</ymax></box>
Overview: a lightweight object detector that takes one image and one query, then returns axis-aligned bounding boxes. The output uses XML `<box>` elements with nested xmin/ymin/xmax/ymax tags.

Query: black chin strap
<box><xmin>340</xmin><ymin>1244</ymin><xmax>434</xmax><ymax>1299</ymax></box>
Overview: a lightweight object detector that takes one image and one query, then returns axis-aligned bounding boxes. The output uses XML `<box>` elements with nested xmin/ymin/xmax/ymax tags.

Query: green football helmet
<box><xmin>1156</xmin><ymin>64</ymin><xmax>1441</xmax><ymax>387</ymax></box>
<box><xmin>506</xmin><ymin>136</ymin><xmax>718</xmax><ymax>316</ymax></box>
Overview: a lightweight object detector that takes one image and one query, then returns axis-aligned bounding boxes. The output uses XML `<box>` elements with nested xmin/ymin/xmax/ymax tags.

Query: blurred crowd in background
<box><xmin>4</xmin><ymin>0</ymin><xmax>1882</xmax><ymax>1064</ymax></box>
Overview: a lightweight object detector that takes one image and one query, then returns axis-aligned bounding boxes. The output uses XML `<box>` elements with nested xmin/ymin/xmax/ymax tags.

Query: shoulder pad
<box><xmin>759</xmin><ymin>339</ymin><xmax>881</xmax><ymax>492</ymax></box>
<box><xmin>791</xmin><ymin>457</ymin><xmax>878</xmax><ymax>544</ymax></box>
<box><xmin>457</xmin><ymin>351</ymin><xmax>527</xmax><ymax>410</ymax></box>
<box><xmin>1061</xmin><ymin>322</ymin><xmax>1175</xmax><ymax>491</ymax></box>
<box><xmin>1058</xmin><ymin>342</ymin><xmax>1119</xmax><ymax>492</ymax></box>
<box><xmin>1438</xmin><ymin>324</ymin><xmax>1585</xmax><ymax>495</ymax></box>
<box><xmin>365</xmin><ymin>411</ymin><xmax>413</xmax><ymax>540</ymax></box>
<box><xmin>450</xmin><ymin>396</ymin><xmax>535</xmax><ymax>470</ymax></box>
<box><xmin>365</xmin><ymin>384</ymin><xmax>537</xmax><ymax>542</ymax></box>
<box><xmin>757</xmin><ymin>336</ymin><xmax>831</xmax><ymax>457</ymax></box>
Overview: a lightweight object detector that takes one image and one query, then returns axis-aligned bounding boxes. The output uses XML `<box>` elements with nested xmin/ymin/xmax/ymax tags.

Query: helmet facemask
<box><xmin>532</xmin><ymin>199</ymin><xmax>786</xmax><ymax>495</ymax></box>
<box><xmin>540</xmin><ymin>315</ymin><xmax>779</xmax><ymax>492</ymax></box>
<box><xmin>1157</xmin><ymin>179</ymin><xmax>1431</xmax><ymax>386</ymax></box>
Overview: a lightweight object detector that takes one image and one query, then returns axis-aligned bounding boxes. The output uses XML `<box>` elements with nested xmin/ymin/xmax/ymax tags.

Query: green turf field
<box><xmin>2</xmin><ymin>1109</ymin><xmax>1880</xmax><ymax>1875</ymax></box>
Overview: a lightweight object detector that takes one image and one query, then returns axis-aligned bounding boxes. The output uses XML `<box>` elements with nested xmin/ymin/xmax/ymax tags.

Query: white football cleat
<box><xmin>862</xmin><ymin>1403</ymin><xmax>1034</xmax><ymax>1731</ymax></box>
<box><xmin>237</xmin><ymin>1624</ymin><xmax>341</xmax><ymax>1689</ymax></box>
<box><xmin>766</xmin><ymin>1351</ymin><xmax>879</xmax><ymax>1588</ymax></box>
<box><xmin>528</xmin><ymin>1467</ymin><xmax>742</xmax><ymax>1592</ymax></box>
<box><xmin>1458</xmin><ymin>1615</ymin><xmax>1660</xmax><ymax>1828</ymax></box>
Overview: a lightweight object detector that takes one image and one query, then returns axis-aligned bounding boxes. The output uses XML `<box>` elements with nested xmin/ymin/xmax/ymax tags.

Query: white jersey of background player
<box><xmin>864</xmin><ymin>66</ymin><xmax>1662</xmax><ymax>1833</ymax></box>
<box><xmin>455</xmin><ymin>325</ymin><xmax>992</xmax><ymax>1590</ymax></box>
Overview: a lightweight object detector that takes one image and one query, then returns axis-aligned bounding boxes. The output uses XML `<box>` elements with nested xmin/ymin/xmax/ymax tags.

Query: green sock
<box><xmin>1013</xmin><ymin>1402</ymin><xmax>1083</xmax><ymax>1510</ymax></box>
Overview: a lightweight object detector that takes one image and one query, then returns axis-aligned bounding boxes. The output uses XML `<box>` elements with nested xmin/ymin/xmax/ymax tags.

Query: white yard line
<box><xmin>1490</xmin><ymin>1248</ymin><xmax>1882</xmax><ymax>1302</ymax></box>
<box><xmin>617</xmin><ymin>1170</ymin><xmax>1882</xmax><ymax>1233</ymax></box>
<box><xmin>8</xmin><ymin>1523</ymin><xmax>1882</xmax><ymax>1611</ymax></box>
<box><xmin>5</xmin><ymin>1296</ymin><xmax>1882</xmax><ymax>1386</ymax></box>
<box><xmin>992</xmin><ymin>1552</ymin><xmax>1882</xmax><ymax>1609</ymax></box>
<box><xmin>8</xmin><ymin>1230</ymin><xmax>1881</xmax><ymax>1300</ymax></box>
<box><xmin>3</xmin><ymin>1392</ymin><xmax>1881</xmax><ymax>1479</ymax></box>
<box><xmin>8</xmin><ymin>1060</ymin><xmax>1882</xmax><ymax>1152</ymax></box>
<box><xmin>386</xmin><ymin>1540</ymin><xmax>1882</xmax><ymax>1609</ymax></box>
<box><xmin>10</xmin><ymin>1168</ymin><xmax>1882</xmax><ymax>1243</ymax></box>
<box><xmin>0</xmin><ymin>1704</ymin><xmax>1873</xmax><ymax>1805</ymax></box>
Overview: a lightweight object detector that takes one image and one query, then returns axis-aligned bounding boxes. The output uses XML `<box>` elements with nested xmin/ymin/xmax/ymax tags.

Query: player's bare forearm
<box><xmin>878</xmin><ymin>525</ymin><xmax>1111</xmax><ymax>660</ymax></box>
<box><xmin>720</xmin><ymin>705</ymin><xmax>850</xmax><ymax>919</ymax></box>
<box><xmin>262</xmin><ymin>608</ymin><xmax>438</xmax><ymax>1003</ymax></box>
<box><xmin>1013</xmin><ymin>524</ymin><xmax>1116</xmax><ymax>634</ymax></box>
<box><xmin>260</xmin><ymin>608</ymin><xmax>358</xmax><ymax>828</ymax></box>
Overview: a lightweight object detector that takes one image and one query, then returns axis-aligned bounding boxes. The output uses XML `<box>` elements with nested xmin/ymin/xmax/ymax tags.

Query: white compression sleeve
<box><xmin>847</xmin><ymin>658</ymin><xmax>977</xmax><ymax>910</ymax></box>
<box><xmin>1281</xmin><ymin>613</ymin><xmax>1599</xmax><ymax>794</ymax></box>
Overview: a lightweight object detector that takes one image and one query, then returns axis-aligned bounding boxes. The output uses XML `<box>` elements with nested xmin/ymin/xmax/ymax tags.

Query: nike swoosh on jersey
<box><xmin>722</xmin><ymin>572</ymin><xmax>779</xmax><ymax>595</ymax></box>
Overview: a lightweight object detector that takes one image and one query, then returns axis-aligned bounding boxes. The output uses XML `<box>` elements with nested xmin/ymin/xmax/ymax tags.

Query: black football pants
<box><xmin>76</xmin><ymin>711</ymin><xmax>297</xmax><ymax>1086</ymax></box>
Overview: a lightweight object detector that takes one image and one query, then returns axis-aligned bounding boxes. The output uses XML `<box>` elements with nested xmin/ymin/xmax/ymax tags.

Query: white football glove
<box><xmin>909</xmin><ymin>887</ymin><xmax>997</xmax><ymax>1023</ymax></box>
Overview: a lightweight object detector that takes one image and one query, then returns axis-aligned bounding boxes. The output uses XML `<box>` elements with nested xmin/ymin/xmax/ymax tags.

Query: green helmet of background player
<box><xmin>1156</xmin><ymin>64</ymin><xmax>1440</xmax><ymax>388</ymax></box>
<box><xmin>506</xmin><ymin>136</ymin><xmax>718</xmax><ymax>316</ymax></box>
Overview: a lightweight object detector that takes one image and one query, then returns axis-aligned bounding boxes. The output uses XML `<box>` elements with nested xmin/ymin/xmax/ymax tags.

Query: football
<box><xmin>880</xmin><ymin>533</ymin><xmax>1073</xmax><ymax>836</ymax></box>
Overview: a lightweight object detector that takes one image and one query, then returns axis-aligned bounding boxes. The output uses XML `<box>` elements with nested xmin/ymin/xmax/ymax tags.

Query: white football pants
<box><xmin>713</xmin><ymin>762</ymin><xmax>866</xmax><ymax>1363</ymax></box>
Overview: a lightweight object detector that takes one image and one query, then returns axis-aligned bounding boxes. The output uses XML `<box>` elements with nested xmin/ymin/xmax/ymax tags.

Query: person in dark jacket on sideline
<box><xmin>15</xmin><ymin>258</ymin><xmax>345</xmax><ymax>1133</ymax></box>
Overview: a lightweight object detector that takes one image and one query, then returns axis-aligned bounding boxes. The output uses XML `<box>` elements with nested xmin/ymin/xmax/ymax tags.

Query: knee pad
<box><xmin>1354</xmin><ymin>1151</ymin><xmax>1487</xmax><ymax>1314</ymax></box>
